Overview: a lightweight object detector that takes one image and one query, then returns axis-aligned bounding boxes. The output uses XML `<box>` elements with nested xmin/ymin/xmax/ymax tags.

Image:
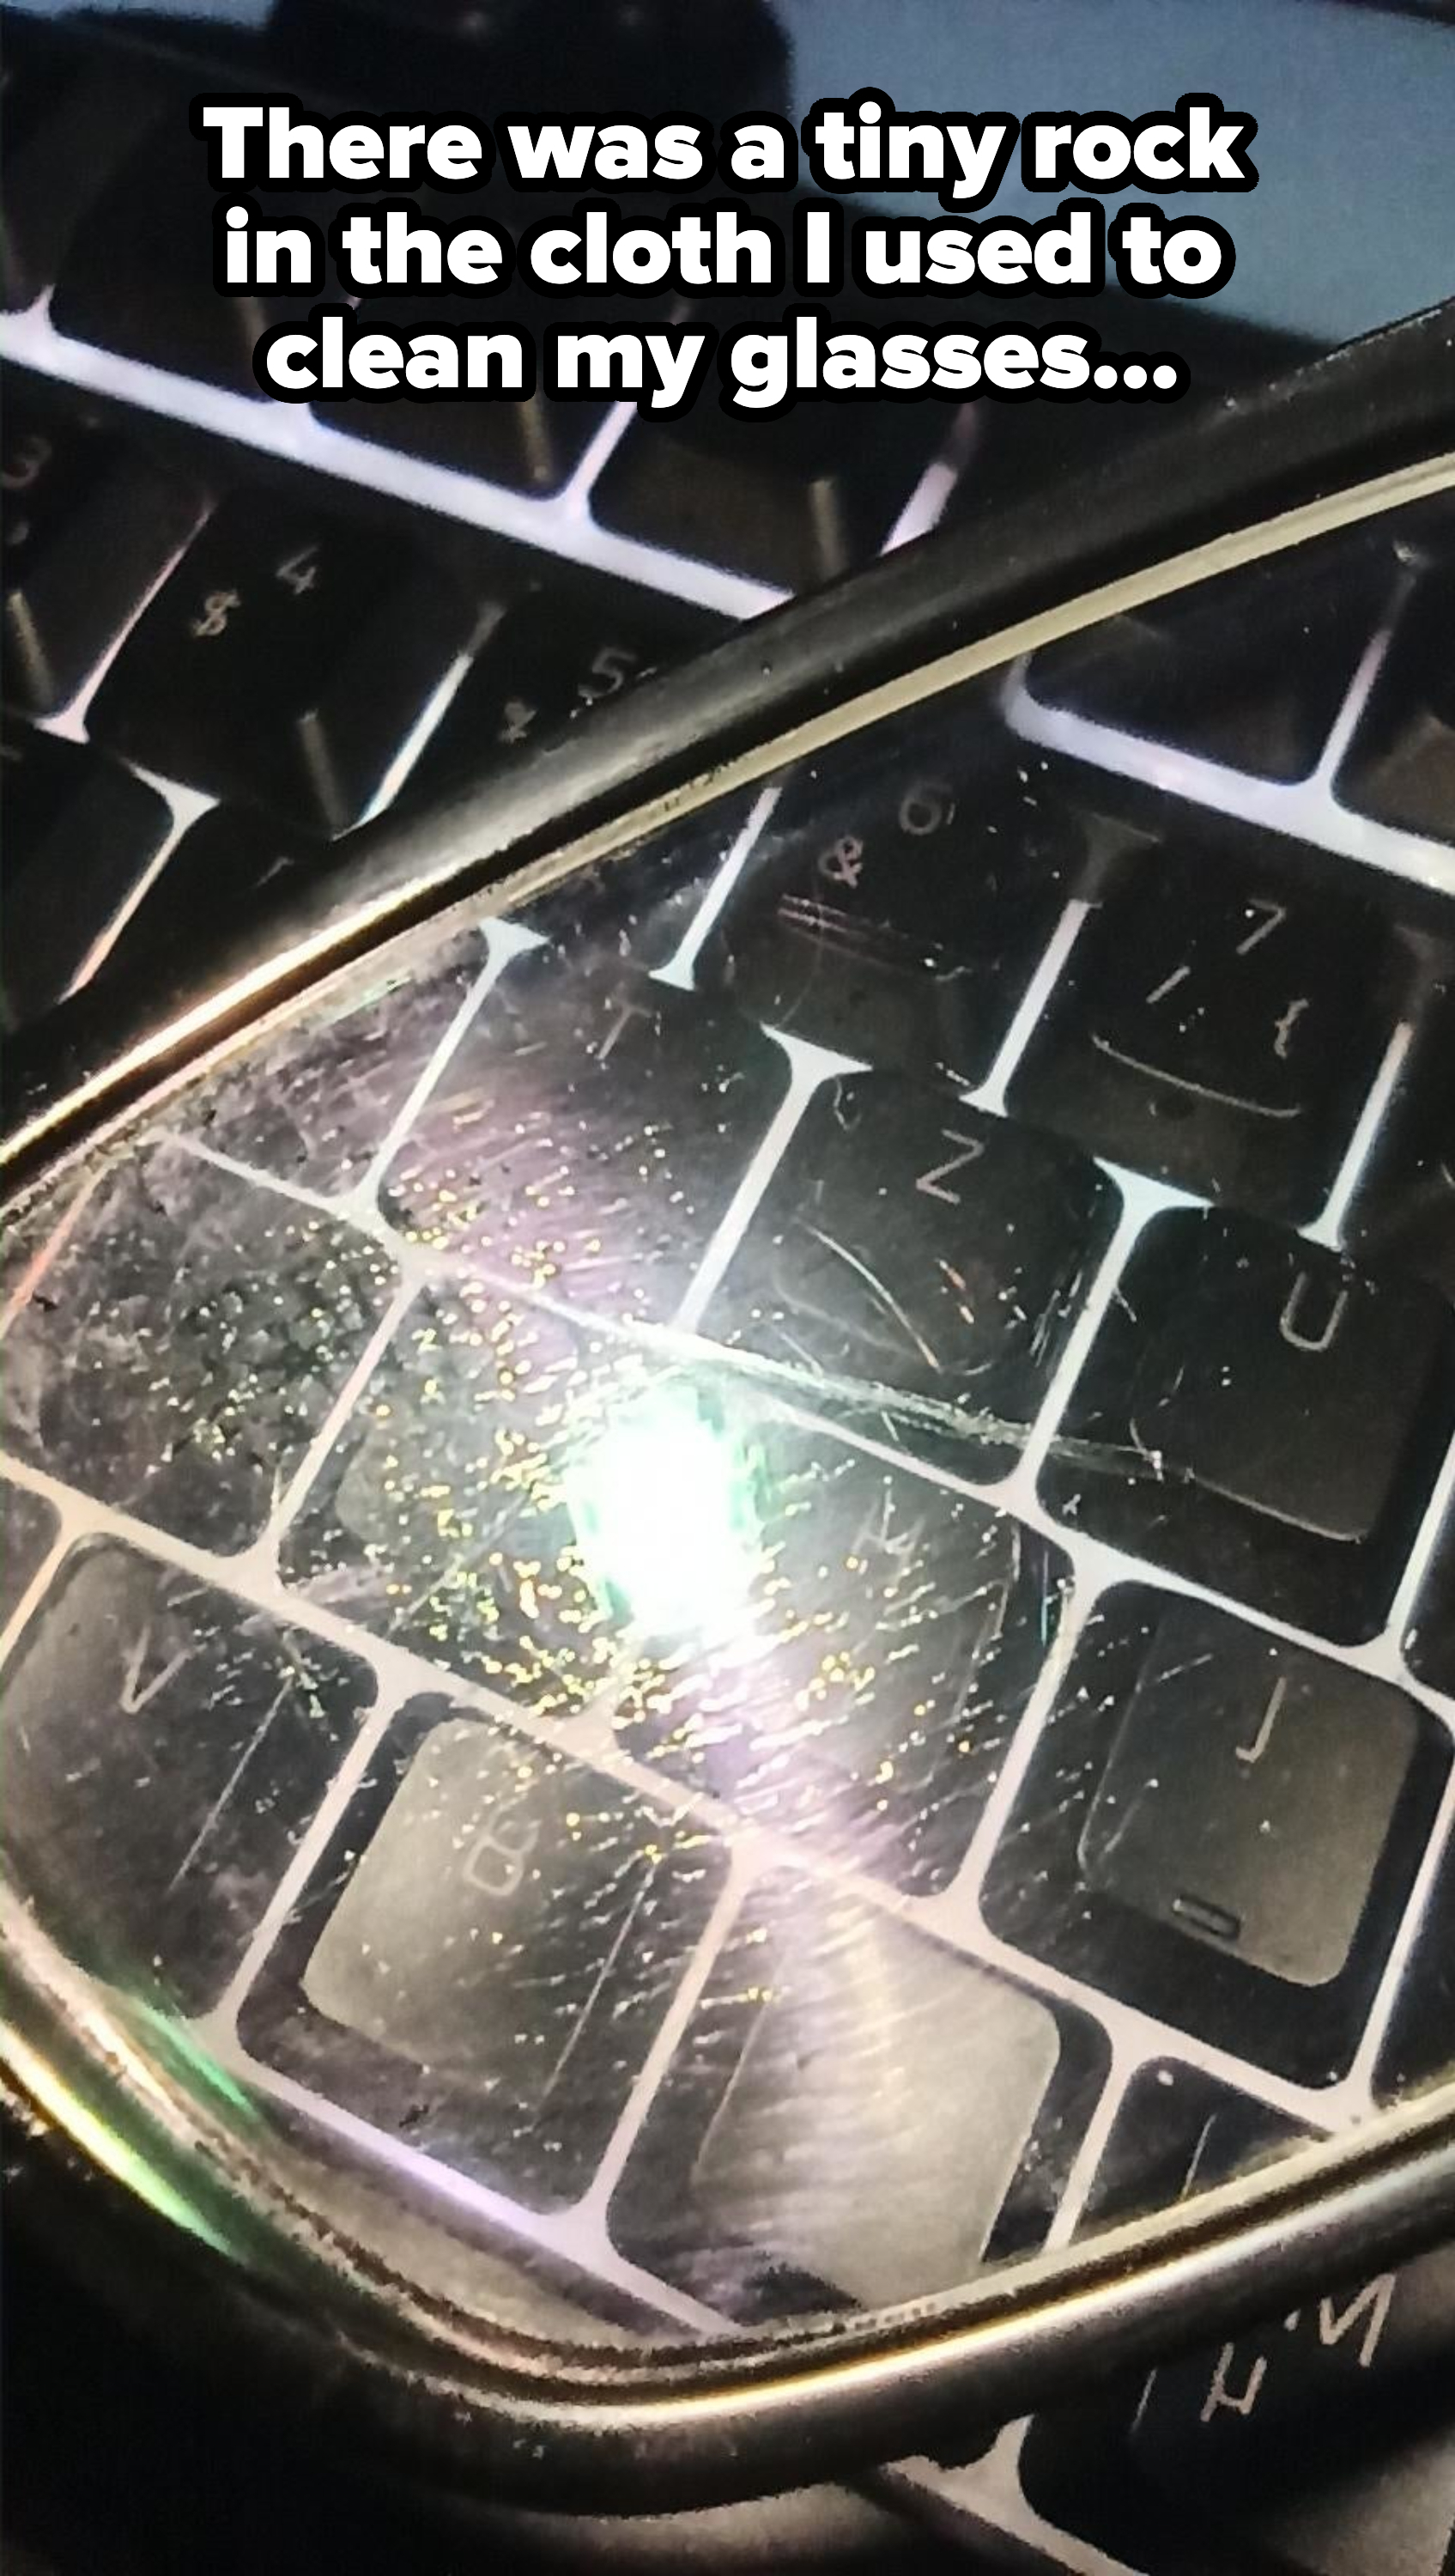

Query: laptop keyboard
<box><xmin>4</xmin><ymin>17</ymin><xmax>1455</xmax><ymax>2573</ymax></box>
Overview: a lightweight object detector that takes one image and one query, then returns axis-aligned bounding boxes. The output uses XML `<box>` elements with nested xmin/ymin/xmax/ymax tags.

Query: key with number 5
<box><xmin>402</xmin><ymin>563</ymin><xmax>726</xmax><ymax>806</ymax></box>
<box><xmin>90</xmin><ymin>489</ymin><xmax>478</xmax><ymax>835</ymax></box>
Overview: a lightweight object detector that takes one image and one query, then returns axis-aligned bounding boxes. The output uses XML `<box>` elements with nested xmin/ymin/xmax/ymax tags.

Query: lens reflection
<box><xmin>3</xmin><ymin>495</ymin><xmax>1454</xmax><ymax>2375</ymax></box>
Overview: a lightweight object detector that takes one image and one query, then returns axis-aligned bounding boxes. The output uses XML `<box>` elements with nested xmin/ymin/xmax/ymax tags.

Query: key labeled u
<box><xmin>1278</xmin><ymin>1268</ymin><xmax>1350</xmax><ymax>1355</ymax></box>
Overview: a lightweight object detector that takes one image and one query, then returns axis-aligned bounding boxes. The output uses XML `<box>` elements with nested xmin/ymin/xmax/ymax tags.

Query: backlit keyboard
<box><xmin>4</xmin><ymin>16</ymin><xmax>1455</xmax><ymax>2574</ymax></box>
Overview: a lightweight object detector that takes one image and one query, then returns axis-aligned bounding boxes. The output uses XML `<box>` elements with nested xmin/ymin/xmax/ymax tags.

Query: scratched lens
<box><xmin>3</xmin><ymin>500</ymin><xmax>1453</xmax><ymax>2372</ymax></box>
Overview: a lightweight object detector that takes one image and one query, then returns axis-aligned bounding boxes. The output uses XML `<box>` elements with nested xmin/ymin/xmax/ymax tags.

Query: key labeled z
<box><xmin>915</xmin><ymin>1130</ymin><xmax>985</xmax><ymax>1205</ymax></box>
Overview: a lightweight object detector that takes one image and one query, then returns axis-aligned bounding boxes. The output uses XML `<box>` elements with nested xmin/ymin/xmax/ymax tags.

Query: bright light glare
<box><xmin>566</xmin><ymin>1388</ymin><xmax>761</xmax><ymax>1638</ymax></box>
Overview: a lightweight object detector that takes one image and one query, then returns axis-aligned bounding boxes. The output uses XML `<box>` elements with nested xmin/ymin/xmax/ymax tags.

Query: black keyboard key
<box><xmin>1339</xmin><ymin>568</ymin><xmax>1455</xmax><ymax>843</ymax></box>
<box><xmin>2</xmin><ymin>35</ymin><xmax>77</xmax><ymax>308</ymax></box>
<box><xmin>282</xmin><ymin>1286</ymin><xmax>654</xmax><ymax>1715</ymax></box>
<box><xmin>241</xmin><ymin>1695</ymin><xmax>724</xmax><ymax>2209</ymax></box>
<box><xmin>1407</xmin><ymin>1510</ymin><xmax>1455</xmax><ymax>1696</ymax></box>
<box><xmin>1349</xmin><ymin>987</ymin><xmax>1455</xmax><ymax>1300</ymax></box>
<box><xmin>52</xmin><ymin>125</ymin><xmax>327</xmax><ymax>393</ymax></box>
<box><xmin>336</xmin><ymin>283</ymin><xmax>609</xmax><ymax>492</ymax></box>
<box><xmin>1</xmin><ymin>725</ymin><xmax>171</xmax><ymax>1027</ymax></box>
<box><xmin>0</xmin><ymin>1141</ymin><xmax>397</xmax><ymax>1551</ymax></box>
<box><xmin>0</xmin><ymin>1477</ymin><xmax>57</xmax><ymax>1625</ymax></box>
<box><xmin>1378</xmin><ymin>1795</ymin><xmax>1455</xmax><ymax>2102</ymax></box>
<box><xmin>0</xmin><ymin>1540</ymin><xmax>373</xmax><ymax>2014</ymax></box>
<box><xmin>404</xmin><ymin>567</ymin><xmax>726</xmax><ymax>803</ymax></box>
<box><xmin>705</xmin><ymin>1071</ymin><xmax>1115</xmax><ymax>1473</ymax></box>
<box><xmin>90</xmin><ymin>491</ymin><xmax>476</xmax><ymax>833</ymax></box>
<box><xmin>1031</xmin><ymin>540</ymin><xmax>1385</xmax><ymax>781</ymax></box>
<box><xmin>611</xmin><ymin>1874</ymin><xmax>1095</xmax><ymax>2317</ymax></box>
<box><xmin>592</xmin><ymin>391</ymin><xmax>946</xmax><ymax>591</ymax></box>
<box><xmin>1125</xmin><ymin>2266</ymin><xmax>1455</xmax><ymax>2576</ymax></box>
<box><xmin>97</xmin><ymin>803</ymin><xmax>313</xmax><ymax>973</ymax></box>
<box><xmin>700</xmin><ymin>734</ymin><xmax>1082</xmax><ymax>1086</ymax></box>
<box><xmin>512</xmin><ymin>797</ymin><xmax>755</xmax><ymax>975</ymax></box>
<box><xmin>982</xmin><ymin>1589</ymin><xmax>1448</xmax><ymax>2082</ymax></box>
<box><xmin>616</xmin><ymin>1421</ymin><xmax>1068</xmax><ymax>1893</ymax></box>
<box><xmin>1044</xmin><ymin>1208</ymin><xmax>1455</xmax><ymax>1637</ymax></box>
<box><xmin>1025</xmin><ymin>2069</ymin><xmax>1455</xmax><ymax>2576</ymax></box>
<box><xmin>3</xmin><ymin>386</ymin><xmax>208</xmax><ymax>716</ymax></box>
<box><xmin>1011</xmin><ymin>826</ymin><xmax>1396</xmax><ymax>1221</ymax></box>
<box><xmin>106</xmin><ymin>813</ymin><xmax>486</xmax><ymax>1193</ymax></box>
<box><xmin>1082</xmin><ymin>1623</ymin><xmax>1422</xmax><ymax>1990</ymax></box>
<box><xmin>115</xmin><ymin>811</ymin><xmax>720</xmax><ymax>1162</ymax></box>
<box><xmin>381</xmin><ymin>953</ymin><xmax>789</xmax><ymax>1327</ymax></box>
<box><xmin>958</xmin><ymin>387</ymin><xmax>1169</xmax><ymax>517</ymax></box>
<box><xmin>1</xmin><ymin>32</ymin><xmax>157</xmax><ymax>313</ymax></box>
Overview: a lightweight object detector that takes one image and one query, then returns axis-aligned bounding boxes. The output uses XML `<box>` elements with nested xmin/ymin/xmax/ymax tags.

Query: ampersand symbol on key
<box><xmin>817</xmin><ymin>834</ymin><xmax>865</xmax><ymax>889</ymax></box>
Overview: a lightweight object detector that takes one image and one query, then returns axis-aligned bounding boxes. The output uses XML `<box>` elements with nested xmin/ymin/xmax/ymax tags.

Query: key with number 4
<box><xmin>90</xmin><ymin>491</ymin><xmax>476</xmax><ymax>834</ymax></box>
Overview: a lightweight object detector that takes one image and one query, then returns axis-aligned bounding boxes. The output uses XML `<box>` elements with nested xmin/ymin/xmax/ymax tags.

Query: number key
<box><xmin>404</xmin><ymin>567</ymin><xmax>725</xmax><ymax>805</ymax></box>
<box><xmin>3</xmin><ymin>383</ymin><xmax>207</xmax><ymax>714</ymax></box>
<box><xmin>700</xmin><ymin>730</ymin><xmax>1084</xmax><ymax>1085</ymax></box>
<box><xmin>1012</xmin><ymin>825</ymin><xmax>1397</xmax><ymax>1220</ymax></box>
<box><xmin>89</xmin><ymin>491</ymin><xmax>476</xmax><ymax>834</ymax></box>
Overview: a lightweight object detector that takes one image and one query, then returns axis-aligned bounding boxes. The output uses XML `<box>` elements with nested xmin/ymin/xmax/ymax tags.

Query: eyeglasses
<box><xmin>3</xmin><ymin>295</ymin><xmax>1455</xmax><ymax>2516</ymax></box>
